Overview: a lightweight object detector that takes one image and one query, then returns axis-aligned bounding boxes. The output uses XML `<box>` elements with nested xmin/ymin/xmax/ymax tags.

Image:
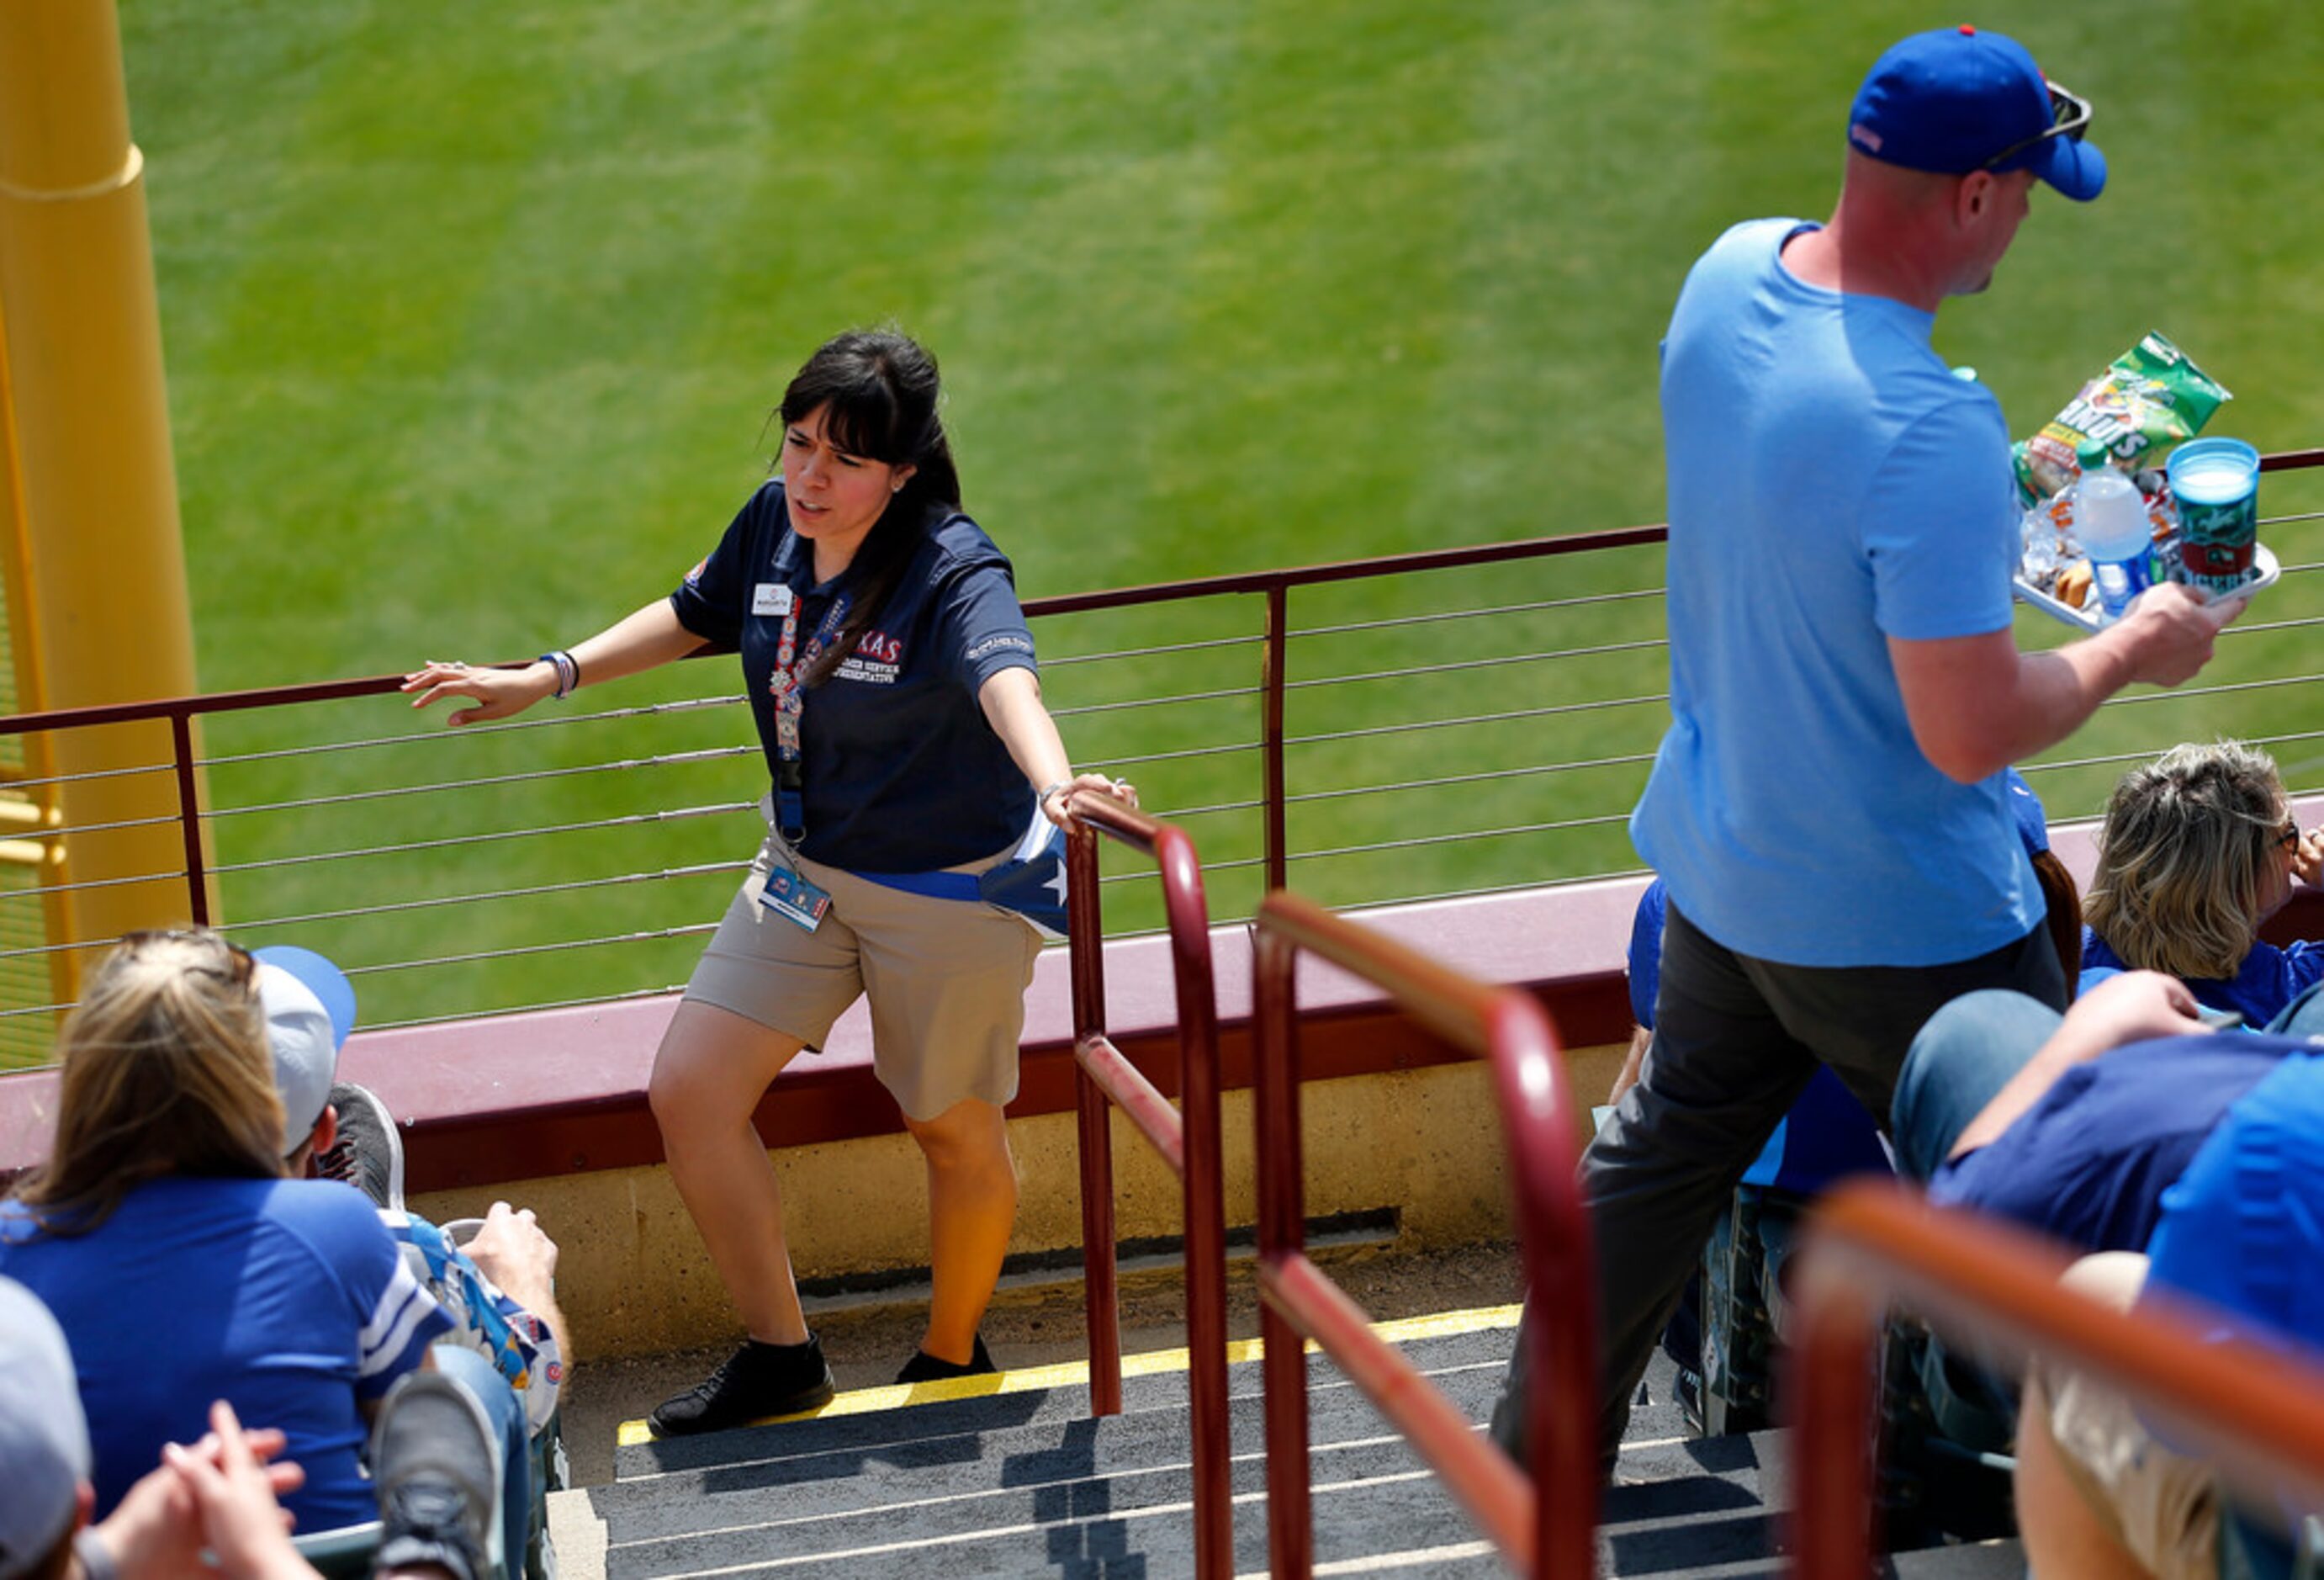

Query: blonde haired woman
<box><xmin>0</xmin><ymin>929</ymin><xmax>449</xmax><ymax>1532</ymax></box>
<box><xmin>2083</xmin><ymin>741</ymin><xmax>2324</xmax><ymax>1026</ymax></box>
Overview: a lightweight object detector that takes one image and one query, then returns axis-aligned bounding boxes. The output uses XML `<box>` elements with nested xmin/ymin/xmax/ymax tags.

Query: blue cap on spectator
<box><xmin>254</xmin><ymin>946</ymin><xmax>354</xmax><ymax>1157</ymax></box>
<box><xmin>0</xmin><ymin>1277</ymin><xmax>90</xmax><ymax>1580</ymax></box>
<box><xmin>1847</xmin><ymin>26</ymin><xmax>2106</xmax><ymax>201</ymax></box>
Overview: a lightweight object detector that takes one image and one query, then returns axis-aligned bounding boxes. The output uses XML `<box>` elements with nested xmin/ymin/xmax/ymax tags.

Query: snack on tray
<box><xmin>2056</xmin><ymin>561</ymin><xmax>2094</xmax><ymax>612</ymax></box>
<box><xmin>2012</xmin><ymin>332</ymin><xmax>2233</xmax><ymax>506</ymax></box>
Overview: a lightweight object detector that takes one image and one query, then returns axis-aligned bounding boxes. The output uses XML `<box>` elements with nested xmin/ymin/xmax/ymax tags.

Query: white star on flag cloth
<box><xmin>977</xmin><ymin>808</ymin><xmax>1071</xmax><ymax>938</ymax></box>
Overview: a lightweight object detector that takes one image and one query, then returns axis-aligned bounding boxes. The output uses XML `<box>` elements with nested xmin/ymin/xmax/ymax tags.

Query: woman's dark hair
<box><xmin>780</xmin><ymin>329</ymin><xmax>963</xmax><ymax>685</ymax></box>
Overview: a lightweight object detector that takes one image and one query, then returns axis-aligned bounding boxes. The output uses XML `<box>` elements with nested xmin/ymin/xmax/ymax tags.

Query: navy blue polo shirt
<box><xmin>1928</xmin><ymin>1034</ymin><xmax>2306</xmax><ymax>1254</ymax></box>
<box><xmin>670</xmin><ymin>480</ymin><xmax>1040</xmax><ymax>872</ymax></box>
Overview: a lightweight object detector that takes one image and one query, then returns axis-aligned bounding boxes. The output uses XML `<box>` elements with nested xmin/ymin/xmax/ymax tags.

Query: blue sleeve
<box><xmin>669</xmin><ymin>487</ymin><xmax>774</xmax><ymax>649</ymax></box>
<box><xmin>1864</xmin><ymin>390</ymin><xmax>2019</xmax><ymax>642</ymax></box>
<box><xmin>290</xmin><ymin>1186</ymin><xmax>452</xmax><ymax>1400</ymax></box>
<box><xmin>1628</xmin><ymin>879</ymin><xmax>1668</xmax><ymax>1030</ymax></box>
<box><xmin>2277</xmin><ymin>940</ymin><xmax>2324</xmax><ymax>996</ymax></box>
<box><xmin>934</xmin><ymin>554</ymin><xmax>1038</xmax><ymax>694</ymax></box>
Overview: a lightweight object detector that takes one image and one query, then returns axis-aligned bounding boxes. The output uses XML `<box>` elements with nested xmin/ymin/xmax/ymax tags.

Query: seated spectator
<box><xmin>0</xmin><ymin>930</ymin><xmax>451</xmax><ymax>1535</ymax></box>
<box><xmin>2083</xmin><ymin>740</ymin><xmax>2324</xmax><ymax>1025</ymax></box>
<box><xmin>1612</xmin><ymin>768</ymin><xmax>2063</xmax><ymax>1155</ymax></box>
<box><xmin>258</xmin><ymin>946</ymin><xmax>565</xmax><ymax>1576</ymax></box>
<box><xmin>1894</xmin><ymin>969</ymin><xmax>2324</xmax><ymax>1252</ymax></box>
<box><xmin>3</xmin><ymin>1274</ymin><xmax>501</xmax><ymax>1580</ymax></box>
<box><xmin>2016</xmin><ymin>1052</ymin><xmax>2324</xmax><ymax>1579</ymax></box>
<box><xmin>0</xmin><ymin>1275</ymin><xmax>290</xmax><ymax>1580</ymax></box>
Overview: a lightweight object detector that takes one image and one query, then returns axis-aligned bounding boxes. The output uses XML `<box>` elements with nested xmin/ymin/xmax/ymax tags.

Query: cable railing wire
<box><xmin>2109</xmin><ymin>671</ymin><xmax>2324</xmax><ymax>708</ymax></box>
<box><xmin>207</xmin><ymin>800</ymin><xmax>755</xmax><ymax>876</ymax></box>
<box><xmin>1289</xmin><ymin>810</ymin><xmax>1636</xmax><ymax>865</ymax></box>
<box><xmin>1048</xmin><ymin>682</ymin><xmax>1265</xmax><ymax>720</ymax></box>
<box><xmin>1288</xmin><ymin>585</ymin><xmax>1668</xmax><ymax>642</ymax></box>
<box><xmin>1283</xmin><ymin>638</ymin><xmax>1669</xmax><ymax>694</ymax></box>
<box><xmin>205</xmin><ymin>745</ymin><xmax>758</xmax><ymax>821</ymax></box>
<box><xmin>3</xmin><ymin>811</ymin><xmax>182</xmax><ymax>842</ymax></box>
<box><xmin>196</xmin><ymin>692</ymin><xmax>749</xmax><ymax>769</ymax></box>
<box><xmin>1283</xmin><ymin>692</ymin><xmax>1669</xmax><ymax>751</ymax></box>
<box><xmin>0</xmin><ymin>761</ymin><xmax>173</xmax><ymax>794</ymax></box>
<box><xmin>1281</xmin><ymin>750</ymin><xmax>1660</xmax><ymax>806</ymax></box>
<box><xmin>240</xmin><ymin>860</ymin><xmax>754</xmax><ymax>933</ymax></box>
<box><xmin>346</xmin><ymin>920</ymin><xmax>724</xmax><ymax>979</ymax></box>
<box><xmin>1041</xmin><ymin>632</ymin><xmax>1266</xmax><ymax>668</ymax></box>
<box><xmin>6</xmin><ymin>867</ymin><xmax>190</xmax><ymax>902</ymax></box>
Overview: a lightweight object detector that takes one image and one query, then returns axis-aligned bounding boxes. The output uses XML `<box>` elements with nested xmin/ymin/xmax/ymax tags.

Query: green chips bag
<box><xmin>2014</xmin><ymin>332</ymin><xmax>2233</xmax><ymax>506</ymax></box>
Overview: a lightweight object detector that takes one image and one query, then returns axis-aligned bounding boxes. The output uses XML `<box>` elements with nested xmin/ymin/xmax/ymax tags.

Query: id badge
<box><xmin>759</xmin><ymin>862</ymin><xmax>831</xmax><ymax>931</ymax></box>
<box><xmin>752</xmin><ymin>583</ymin><xmax>795</xmax><ymax>616</ymax></box>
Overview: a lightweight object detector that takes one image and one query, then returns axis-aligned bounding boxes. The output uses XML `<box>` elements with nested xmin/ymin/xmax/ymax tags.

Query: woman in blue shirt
<box><xmin>0</xmin><ymin>930</ymin><xmax>448</xmax><ymax>1529</ymax></box>
<box><xmin>406</xmin><ymin>330</ymin><xmax>1126</xmax><ymax>1435</ymax></box>
<box><xmin>2082</xmin><ymin>740</ymin><xmax>2324</xmax><ymax>1027</ymax></box>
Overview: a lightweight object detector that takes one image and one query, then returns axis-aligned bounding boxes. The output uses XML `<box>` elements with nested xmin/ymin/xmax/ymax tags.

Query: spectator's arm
<box><xmin>1889</xmin><ymin>586</ymin><xmax>2242</xmax><ymax>784</ymax></box>
<box><xmin>460</xmin><ymin>1201</ymin><xmax>572</xmax><ymax>1370</ymax></box>
<box><xmin>1947</xmin><ymin>972</ymin><xmax>2206</xmax><ymax>1160</ymax></box>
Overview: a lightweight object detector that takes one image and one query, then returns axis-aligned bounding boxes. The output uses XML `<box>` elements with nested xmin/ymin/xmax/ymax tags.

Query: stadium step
<box><xmin>547</xmin><ymin>1307</ymin><xmax>2025</xmax><ymax>1578</ymax></box>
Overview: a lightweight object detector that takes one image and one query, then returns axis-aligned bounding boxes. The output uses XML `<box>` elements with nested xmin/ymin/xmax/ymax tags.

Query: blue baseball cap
<box><xmin>1847</xmin><ymin>26</ymin><xmax>2106</xmax><ymax>202</ymax></box>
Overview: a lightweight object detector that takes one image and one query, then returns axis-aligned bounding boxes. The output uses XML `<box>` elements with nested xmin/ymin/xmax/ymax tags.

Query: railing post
<box><xmin>1254</xmin><ymin>923</ymin><xmax>1312</xmax><ymax>1580</ymax></box>
<box><xmin>1157</xmin><ymin>825</ymin><xmax>1232</xmax><ymax>1580</ymax></box>
<box><xmin>1262</xmin><ymin>583</ymin><xmax>1288</xmax><ymax>893</ymax></box>
<box><xmin>1065</xmin><ymin>819</ymin><xmax>1122</xmax><ymax>1416</ymax></box>
<box><xmin>1787</xmin><ymin>1270</ymin><xmax>1882</xmax><ymax>1580</ymax></box>
<box><xmin>169</xmin><ymin>710</ymin><xmax>209</xmax><ymax>925</ymax></box>
<box><xmin>1482</xmin><ymin>994</ymin><xmax>1596</xmax><ymax>1580</ymax></box>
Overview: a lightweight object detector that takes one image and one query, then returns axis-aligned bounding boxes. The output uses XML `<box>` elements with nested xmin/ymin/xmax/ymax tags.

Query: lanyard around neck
<box><xmin>768</xmin><ymin>589</ymin><xmax>850</xmax><ymax>841</ymax></box>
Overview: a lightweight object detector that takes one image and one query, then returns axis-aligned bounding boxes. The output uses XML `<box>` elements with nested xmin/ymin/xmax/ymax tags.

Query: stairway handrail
<box><xmin>1061</xmin><ymin>788</ymin><xmax>1234</xmax><ymax>1580</ymax></box>
<box><xmin>1787</xmin><ymin>1180</ymin><xmax>2324</xmax><ymax>1578</ymax></box>
<box><xmin>1249</xmin><ymin>888</ymin><xmax>1595</xmax><ymax>1580</ymax></box>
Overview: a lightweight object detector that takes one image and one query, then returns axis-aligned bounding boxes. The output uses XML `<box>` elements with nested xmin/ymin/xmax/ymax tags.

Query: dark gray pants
<box><xmin>1487</xmin><ymin>900</ymin><xmax>2067</xmax><ymax>1472</ymax></box>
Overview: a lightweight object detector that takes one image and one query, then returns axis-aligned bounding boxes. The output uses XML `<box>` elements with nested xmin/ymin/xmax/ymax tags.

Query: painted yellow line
<box><xmin>616</xmin><ymin>1301</ymin><xmax>1522</xmax><ymax>1449</ymax></box>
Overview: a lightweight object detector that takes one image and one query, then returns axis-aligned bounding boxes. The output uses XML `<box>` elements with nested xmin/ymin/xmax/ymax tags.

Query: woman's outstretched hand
<box><xmin>1043</xmin><ymin>773</ymin><xmax>1138</xmax><ymax>830</ymax></box>
<box><xmin>401</xmin><ymin>659</ymin><xmax>554</xmax><ymax>726</ymax></box>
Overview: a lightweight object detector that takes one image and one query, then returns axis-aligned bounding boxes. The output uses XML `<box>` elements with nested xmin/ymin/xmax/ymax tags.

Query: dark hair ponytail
<box><xmin>781</xmin><ymin>329</ymin><xmax>962</xmax><ymax>686</ymax></box>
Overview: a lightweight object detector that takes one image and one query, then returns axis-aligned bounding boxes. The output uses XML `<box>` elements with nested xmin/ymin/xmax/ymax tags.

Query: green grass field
<box><xmin>58</xmin><ymin>0</ymin><xmax>2324</xmax><ymax>1029</ymax></box>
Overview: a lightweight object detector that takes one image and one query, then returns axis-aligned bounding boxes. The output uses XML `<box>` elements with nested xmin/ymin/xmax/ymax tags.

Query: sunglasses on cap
<box><xmin>1982</xmin><ymin>80</ymin><xmax>2093</xmax><ymax>172</ymax></box>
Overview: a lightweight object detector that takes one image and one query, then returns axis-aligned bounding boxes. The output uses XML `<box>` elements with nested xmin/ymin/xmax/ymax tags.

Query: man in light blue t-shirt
<box><xmin>1491</xmin><ymin>26</ymin><xmax>2244</xmax><ymax>1473</ymax></box>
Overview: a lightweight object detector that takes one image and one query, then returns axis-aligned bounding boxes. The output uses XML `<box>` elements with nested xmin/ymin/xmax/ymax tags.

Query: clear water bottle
<box><xmin>2078</xmin><ymin>449</ymin><xmax>2152</xmax><ymax>620</ymax></box>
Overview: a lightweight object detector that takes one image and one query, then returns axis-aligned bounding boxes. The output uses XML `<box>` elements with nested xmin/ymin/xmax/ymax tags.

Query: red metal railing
<box><xmin>1787</xmin><ymin>1181</ymin><xmax>2324</xmax><ymax>1578</ymax></box>
<box><xmin>1249</xmin><ymin>888</ymin><xmax>1596</xmax><ymax>1579</ymax></box>
<box><xmin>1061</xmin><ymin>789</ymin><xmax>1233</xmax><ymax>1580</ymax></box>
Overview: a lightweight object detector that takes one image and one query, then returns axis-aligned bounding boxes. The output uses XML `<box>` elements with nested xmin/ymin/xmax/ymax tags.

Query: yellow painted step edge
<box><xmin>616</xmin><ymin>1302</ymin><xmax>1522</xmax><ymax>1449</ymax></box>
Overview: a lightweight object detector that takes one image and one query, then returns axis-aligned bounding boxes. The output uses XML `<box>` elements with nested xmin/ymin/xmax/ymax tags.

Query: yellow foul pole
<box><xmin>0</xmin><ymin>0</ymin><xmax>216</xmax><ymax>993</ymax></box>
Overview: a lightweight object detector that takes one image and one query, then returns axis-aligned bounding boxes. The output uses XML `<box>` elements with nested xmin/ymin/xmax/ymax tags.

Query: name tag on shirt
<box><xmin>752</xmin><ymin>583</ymin><xmax>795</xmax><ymax>616</ymax></box>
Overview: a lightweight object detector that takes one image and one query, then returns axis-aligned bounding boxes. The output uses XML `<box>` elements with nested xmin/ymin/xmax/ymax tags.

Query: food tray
<box><xmin>2014</xmin><ymin>542</ymin><xmax>2278</xmax><ymax>634</ymax></box>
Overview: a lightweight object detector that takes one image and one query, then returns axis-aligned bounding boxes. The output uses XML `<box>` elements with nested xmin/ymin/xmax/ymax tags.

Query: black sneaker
<box><xmin>319</xmin><ymin>1081</ymin><xmax>405</xmax><ymax>1212</ymax></box>
<box><xmin>648</xmin><ymin>1335</ymin><xmax>834</xmax><ymax>1437</ymax></box>
<box><xmin>370</xmin><ymin>1371</ymin><xmax>500</xmax><ymax>1580</ymax></box>
<box><xmin>894</xmin><ymin>1333</ymin><xmax>997</xmax><ymax>1385</ymax></box>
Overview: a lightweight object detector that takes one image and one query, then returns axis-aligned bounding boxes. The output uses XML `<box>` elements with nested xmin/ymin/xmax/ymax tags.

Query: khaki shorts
<box><xmin>2037</xmin><ymin>1252</ymin><xmax>2220</xmax><ymax>1580</ymax></box>
<box><xmin>683</xmin><ymin>816</ymin><xmax>1043</xmax><ymax>1121</ymax></box>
